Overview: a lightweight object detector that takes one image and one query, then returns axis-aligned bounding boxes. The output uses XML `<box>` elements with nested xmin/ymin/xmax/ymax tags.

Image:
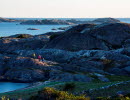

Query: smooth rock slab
<box><xmin>124</xmin><ymin>66</ymin><xmax>130</xmax><ymax>73</ymax></box>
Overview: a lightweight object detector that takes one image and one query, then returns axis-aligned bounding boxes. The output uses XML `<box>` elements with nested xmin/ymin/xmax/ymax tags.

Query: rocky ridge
<box><xmin>0</xmin><ymin>20</ymin><xmax>129</xmax><ymax>83</ymax></box>
<box><xmin>45</xmin><ymin>23</ymin><xmax>130</xmax><ymax>51</ymax></box>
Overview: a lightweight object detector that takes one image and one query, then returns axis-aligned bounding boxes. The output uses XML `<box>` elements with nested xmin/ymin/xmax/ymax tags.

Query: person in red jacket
<box><xmin>38</xmin><ymin>55</ymin><xmax>42</xmax><ymax>61</ymax></box>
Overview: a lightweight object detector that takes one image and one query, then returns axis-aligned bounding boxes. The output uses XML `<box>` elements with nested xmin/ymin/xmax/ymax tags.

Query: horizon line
<box><xmin>2</xmin><ymin>17</ymin><xmax>130</xmax><ymax>19</ymax></box>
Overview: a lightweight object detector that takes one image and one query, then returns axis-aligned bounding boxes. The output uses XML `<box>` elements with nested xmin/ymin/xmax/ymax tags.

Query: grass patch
<box><xmin>54</xmin><ymin>82</ymin><xmax>119</xmax><ymax>93</ymax></box>
<box><xmin>30</xmin><ymin>87</ymin><xmax>90</xmax><ymax>100</ymax></box>
<box><xmin>0</xmin><ymin>75</ymin><xmax>130</xmax><ymax>99</ymax></box>
<box><xmin>88</xmin><ymin>81</ymin><xmax>130</xmax><ymax>98</ymax></box>
<box><xmin>0</xmin><ymin>81</ymin><xmax>120</xmax><ymax>99</ymax></box>
<box><xmin>16</xmin><ymin>34</ymin><xmax>32</xmax><ymax>38</ymax></box>
<box><xmin>106</xmin><ymin>75</ymin><xmax>130</xmax><ymax>82</ymax></box>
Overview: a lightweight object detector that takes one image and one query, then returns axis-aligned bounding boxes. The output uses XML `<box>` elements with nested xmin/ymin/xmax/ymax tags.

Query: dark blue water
<box><xmin>0</xmin><ymin>18</ymin><xmax>130</xmax><ymax>37</ymax></box>
<box><xmin>0</xmin><ymin>82</ymin><xmax>29</xmax><ymax>93</ymax></box>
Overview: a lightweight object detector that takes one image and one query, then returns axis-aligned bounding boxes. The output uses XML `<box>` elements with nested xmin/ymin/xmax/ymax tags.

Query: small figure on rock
<box><xmin>42</xmin><ymin>57</ymin><xmax>45</xmax><ymax>62</ymax></box>
<box><xmin>38</xmin><ymin>55</ymin><xmax>42</xmax><ymax>61</ymax></box>
<box><xmin>32</xmin><ymin>53</ymin><xmax>36</xmax><ymax>59</ymax></box>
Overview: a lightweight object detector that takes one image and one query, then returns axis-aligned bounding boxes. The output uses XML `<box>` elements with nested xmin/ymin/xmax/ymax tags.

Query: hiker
<box><xmin>42</xmin><ymin>57</ymin><xmax>45</xmax><ymax>62</ymax></box>
<box><xmin>38</xmin><ymin>55</ymin><xmax>42</xmax><ymax>61</ymax></box>
<box><xmin>32</xmin><ymin>53</ymin><xmax>36</xmax><ymax>58</ymax></box>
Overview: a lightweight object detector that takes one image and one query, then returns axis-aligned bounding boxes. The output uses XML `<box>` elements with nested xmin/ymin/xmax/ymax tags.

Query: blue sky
<box><xmin>0</xmin><ymin>0</ymin><xmax>130</xmax><ymax>18</ymax></box>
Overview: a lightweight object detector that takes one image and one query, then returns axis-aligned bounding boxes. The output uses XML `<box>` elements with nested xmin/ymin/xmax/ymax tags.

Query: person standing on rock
<box><xmin>38</xmin><ymin>55</ymin><xmax>42</xmax><ymax>61</ymax></box>
<box><xmin>32</xmin><ymin>53</ymin><xmax>36</xmax><ymax>59</ymax></box>
<box><xmin>42</xmin><ymin>56</ymin><xmax>45</xmax><ymax>62</ymax></box>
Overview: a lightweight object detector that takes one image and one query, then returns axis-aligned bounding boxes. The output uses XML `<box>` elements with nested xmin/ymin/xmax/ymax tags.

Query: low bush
<box><xmin>30</xmin><ymin>87</ymin><xmax>90</xmax><ymax>100</ymax></box>
<box><xmin>101</xmin><ymin>59</ymin><xmax>112</xmax><ymax>65</ymax></box>
<box><xmin>63</xmin><ymin>82</ymin><xmax>76</xmax><ymax>91</ymax></box>
<box><xmin>1</xmin><ymin>96</ymin><xmax>9</xmax><ymax>100</ymax></box>
<box><xmin>16</xmin><ymin>34</ymin><xmax>32</xmax><ymax>38</ymax></box>
<box><xmin>50</xmin><ymin>34</ymin><xmax>60</xmax><ymax>40</ymax></box>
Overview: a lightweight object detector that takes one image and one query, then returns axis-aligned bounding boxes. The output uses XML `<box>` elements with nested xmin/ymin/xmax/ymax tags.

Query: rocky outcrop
<box><xmin>0</xmin><ymin>21</ymin><xmax>129</xmax><ymax>83</ymax></box>
<box><xmin>0</xmin><ymin>56</ymin><xmax>51</xmax><ymax>82</ymax></box>
<box><xmin>27</xmin><ymin>28</ymin><xmax>39</xmax><ymax>30</ymax></box>
<box><xmin>45</xmin><ymin>32</ymin><xmax>109</xmax><ymax>51</ymax></box>
<box><xmin>13</xmin><ymin>47</ymin><xmax>130</xmax><ymax>73</ymax></box>
<box><xmin>0</xmin><ymin>34</ymin><xmax>49</xmax><ymax>53</ymax></box>
<box><xmin>65</xmin><ymin>24</ymin><xmax>96</xmax><ymax>33</ymax></box>
<box><xmin>0</xmin><ymin>47</ymin><xmax>130</xmax><ymax>82</ymax></box>
<box><xmin>0</xmin><ymin>53</ymin><xmax>94</xmax><ymax>83</ymax></box>
<box><xmin>45</xmin><ymin>23</ymin><xmax>130</xmax><ymax>51</ymax></box>
<box><xmin>88</xmin><ymin>23</ymin><xmax>130</xmax><ymax>49</ymax></box>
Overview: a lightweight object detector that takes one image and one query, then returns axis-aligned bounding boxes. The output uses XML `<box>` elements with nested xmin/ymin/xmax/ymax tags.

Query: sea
<box><xmin>0</xmin><ymin>18</ymin><xmax>130</xmax><ymax>37</ymax></box>
<box><xmin>0</xmin><ymin>82</ymin><xmax>29</xmax><ymax>93</ymax></box>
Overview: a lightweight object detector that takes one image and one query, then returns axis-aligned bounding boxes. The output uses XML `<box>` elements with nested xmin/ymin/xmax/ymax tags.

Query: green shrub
<box><xmin>0</xmin><ymin>37</ymin><xmax>3</xmax><ymax>39</ymax></box>
<box><xmin>16</xmin><ymin>34</ymin><xmax>32</xmax><ymax>38</ymax></box>
<box><xmin>101</xmin><ymin>59</ymin><xmax>112</xmax><ymax>65</ymax></box>
<box><xmin>96</xmin><ymin>97</ymin><xmax>111</xmax><ymax>100</ymax></box>
<box><xmin>63</xmin><ymin>82</ymin><xmax>76</xmax><ymax>91</ymax></box>
<box><xmin>50</xmin><ymin>34</ymin><xmax>60</xmax><ymax>40</ymax></box>
<box><xmin>1</xmin><ymin>96</ymin><xmax>9</xmax><ymax>100</ymax></box>
<box><xmin>30</xmin><ymin>87</ymin><xmax>90</xmax><ymax>100</ymax></box>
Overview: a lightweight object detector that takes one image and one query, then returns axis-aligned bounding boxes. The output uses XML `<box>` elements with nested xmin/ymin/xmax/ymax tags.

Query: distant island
<box><xmin>0</xmin><ymin>17</ymin><xmax>121</xmax><ymax>25</ymax></box>
<box><xmin>0</xmin><ymin>17</ymin><xmax>24</xmax><ymax>22</ymax></box>
<box><xmin>20</xmin><ymin>17</ymin><xmax>121</xmax><ymax>25</ymax></box>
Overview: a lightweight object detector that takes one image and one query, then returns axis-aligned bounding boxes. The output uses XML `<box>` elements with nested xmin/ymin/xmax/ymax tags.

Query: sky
<box><xmin>0</xmin><ymin>0</ymin><xmax>130</xmax><ymax>18</ymax></box>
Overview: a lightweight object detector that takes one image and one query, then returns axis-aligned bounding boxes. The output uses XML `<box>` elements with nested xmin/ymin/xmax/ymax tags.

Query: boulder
<box><xmin>124</xmin><ymin>66</ymin><xmax>130</xmax><ymax>73</ymax></box>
